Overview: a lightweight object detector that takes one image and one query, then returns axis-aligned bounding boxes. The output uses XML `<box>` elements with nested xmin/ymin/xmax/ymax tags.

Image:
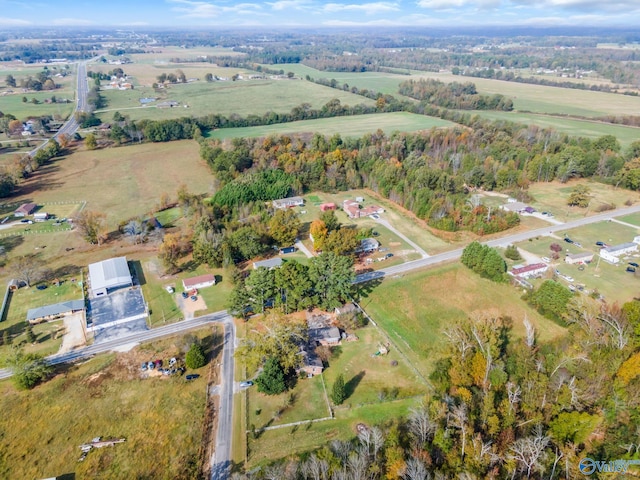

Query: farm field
<box><xmin>1</xmin><ymin>140</ymin><xmax>214</xmax><ymax>229</ymax></box>
<box><xmin>0</xmin><ymin>329</ymin><xmax>217</xmax><ymax>479</ymax></box>
<box><xmin>360</xmin><ymin>262</ymin><xmax>566</xmax><ymax>378</ymax></box>
<box><xmin>467</xmin><ymin>111</ymin><xmax>640</xmax><ymax>148</ymax></box>
<box><xmin>526</xmin><ymin>180</ymin><xmax>640</xmax><ymax>221</ymax></box>
<box><xmin>206</xmin><ymin>112</ymin><xmax>455</xmax><ymax>140</ymax></box>
<box><xmin>95</xmin><ymin>78</ymin><xmax>375</xmax><ymax>122</ymax></box>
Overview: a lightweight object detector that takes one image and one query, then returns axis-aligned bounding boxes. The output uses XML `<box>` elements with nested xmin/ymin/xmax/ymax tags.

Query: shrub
<box><xmin>185</xmin><ymin>342</ymin><xmax>206</xmax><ymax>369</ymax></box>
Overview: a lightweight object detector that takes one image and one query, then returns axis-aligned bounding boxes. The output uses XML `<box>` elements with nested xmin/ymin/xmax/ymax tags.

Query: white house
<box><xmin>565</xmin><ymin>252</ymin><xmax>594</xmax><ymax>264</ymax></box>
<box><xmin>600</xmin><ymin>243</ymin><xmax>638</xmax><ymax>264</ymax></box>
<box><xmin>272</xmin><ymin>197</ymin><xmax>304</xmax><ymax>209</ymax></box>
<box><xmin>510</xmin><ymin>263</ymin><xmax>548</xmax><ymax>278</ymax></box>
<box><xmin>182</xmin><ymin>274</ymin><xmax>216</xmax><ymax>290</ymax></box>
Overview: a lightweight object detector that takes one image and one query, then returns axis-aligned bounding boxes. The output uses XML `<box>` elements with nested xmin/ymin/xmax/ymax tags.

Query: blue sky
<box><xmin>1</xmin><ymin>0</ymin><xmax>639</xmax><ymax>28</ymax></box>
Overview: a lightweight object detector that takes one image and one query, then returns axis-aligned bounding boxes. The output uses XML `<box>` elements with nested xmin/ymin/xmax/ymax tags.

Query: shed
<box><xmin>14</xmin><ymin>203</ymin><xmax>37</xmax><ymax>217</ymax></box>
<box><xmin>279</xmin><ymin>246</ymin><xmax>296</xmax><ymax>254</ymax></box>
<box><xmin>320</xmin><ymin>203</ymin><xmax>336</xmax><ymax>211</ymax></box>
<box><xmin>34</xmin><ymin>212</ymin><xmax>49</xmax><ymax>222</ymax></box>
<box><xmin>565</xmin><ymin>252</ymin><xmax>594</xmax><ymax>264</ymax></box>
<box><xmin>88</xmin><ymin>257</ymin><xmax>132</xmax><ymax>297</ymax></box>
<box><xmin>183</xmin><ymin>274</ymin><xmax>216</xmax><ymax>290</ymax></box>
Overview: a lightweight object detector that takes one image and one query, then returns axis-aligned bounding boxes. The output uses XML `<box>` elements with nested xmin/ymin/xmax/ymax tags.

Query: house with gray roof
<box><xmin>253</xmin><ymin>257</ymin><xmax>283</xmax><ymax>269</ymax></box>
<box><xmin>27</xmin><ymin>299</ymin><xmax>84</xmax><ymax>324</ymax></box>
<box><xmin>88</xmin><ymin>257</ymin><xmax>132</xmax><ymax>297</ymax></box>
<box><xmin>600</xmin><ymin>242</ymin><xmax>638</xmax><ymax>264</ymax></box>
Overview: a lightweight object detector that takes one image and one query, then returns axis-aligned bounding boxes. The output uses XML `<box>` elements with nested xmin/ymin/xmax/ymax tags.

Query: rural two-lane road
<box><xmin>355</xmin><ymin>203</ymin><xmax>640</xmax><ymax>283</ymax></box>
<box><xmin>28</xmin><ymin>60</ymin><xmax>90</xmax><ymax>157</ymax></box>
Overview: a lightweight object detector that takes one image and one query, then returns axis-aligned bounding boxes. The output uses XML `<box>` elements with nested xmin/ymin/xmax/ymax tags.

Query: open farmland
<box><xmin>206</xmin><ymin>112</ymin><xmax>455</xmax><ymax>140</ymax></box>
<box><xmin>95</xmin><ymin>77</ymin><xmax>375</xmax><ymax>122</ymax></box>
<box><xmin>0</xmin><ymin>330</ymin><xmax>217</xmax><ymax>479</ymax></box>
<box><xmin>2</xmin><ymin>140</ymin><xmax>213</xmax><ymax>228</ymax></box>
<box><xmin>466</xmin><ymin>111</ymin><xmax>640</xmax><ymax>148</ymax></box>
<box><xmin>360</xmin><ymin>262</ymin><xmax>566</xmax><ymax>377</ymax></box>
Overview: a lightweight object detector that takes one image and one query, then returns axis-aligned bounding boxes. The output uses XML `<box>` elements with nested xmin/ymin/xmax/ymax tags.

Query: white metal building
<box><xmin>88</xmin><ymin>257</ymin><xmax>132</xmax><ymax>297</ymax></box>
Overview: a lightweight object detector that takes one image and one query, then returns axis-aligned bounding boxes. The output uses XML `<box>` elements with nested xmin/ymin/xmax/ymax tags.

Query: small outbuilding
<box><xmin>14</xmin><ymin>203</ymin><xmax>37</xmax><ymax>217</ymax></box>
<box><xmin>182</xmin><ymin>274</ymin><xmax>216</xmax><ymax>290</ymax></box>
<box><xmin>253</xmin><ymin>258</ymin><xmax>283</xmax><ymax>269</ymax></box>
<box><xmin>320</xmin><ymin>203</ymin><xmax>336</xmax><ymax>211</ymax></box>
<box><xmin>34</xmin><ymin>212</ymin><xmax>49</xmax><ymax>222</ymax></box>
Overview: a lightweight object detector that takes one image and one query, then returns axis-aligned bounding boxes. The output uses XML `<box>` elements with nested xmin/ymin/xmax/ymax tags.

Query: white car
<box><xmin>541</xmin><ymin>257</ymin><xmax>550</xmax><ymax>263</ymax></box>
<box><xmin>371</xmin><ymin>214</ymin><xmax>380</xmax><ymax>220</ymax></box>
<box><xmin>165</xmin><ymin>286</ymin><xmax>175</xmax><ymax>293</ymax></box>
<box><xmin>565</xmin><ymin>276</ymin><xmax>575</xmax><ymax>282</ymax></box>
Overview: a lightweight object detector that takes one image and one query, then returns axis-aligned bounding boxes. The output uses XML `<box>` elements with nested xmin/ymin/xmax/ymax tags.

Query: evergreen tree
<box><xmin>255</xmin><ymin>357</ymin><xmax>287</xmax><ymax>395</ymax></box>
<box><xmin>331</xmin><ymin>373</ymin><xmax>346</xmax><ymax>405</ymax></box>
<box><xmin>25</xmin><ymin>325</ymin><xmax>36</xmax><ymax>344</ymax></box>
<box><xmin>185</xmin><ymin>342</ymin><xmax>206</xmax><ymax>369</ymax></box>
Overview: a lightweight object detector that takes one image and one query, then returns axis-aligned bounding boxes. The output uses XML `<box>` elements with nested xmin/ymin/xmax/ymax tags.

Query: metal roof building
<box><xmin>253</xmin><ymin>257</ymin><xmax>283</xmax><ymax>269</ymax></box>
<box><xmin>88</xmin><ymin>257</ymin><xmax>132</xmax><ymax>297</ymax></box>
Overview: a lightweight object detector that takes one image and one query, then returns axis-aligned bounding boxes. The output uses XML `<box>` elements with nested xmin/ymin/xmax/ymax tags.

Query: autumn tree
<box><xmin>309</xmin><ymin>219</ymin><xmax>328</xmax><ymax>251</ymax></box>
<box><xmin>158</xmin><ymin>232</ymin><xmax>188</xmax><ymax>273</ymax></box>
<box><xmin>567</xmin><ymin>184</ymin><xmax>591</xmax><ymax>207</ymax></box>
<box><xmin>74</xmin><ymin>210</ymin><xmax>106</xmax><ymax>245</ymax></box>
<box><xmin>269</xmin><ymin>208</ymin><xmax>301</xmax><ymax>247</ymax></box>
<box><xmin>84</xmin><ymin>133</ymin><xmax>97</xmax><ymax>150</ymax></box>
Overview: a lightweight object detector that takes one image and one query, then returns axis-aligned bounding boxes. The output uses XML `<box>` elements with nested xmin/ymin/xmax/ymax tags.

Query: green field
<box><xmin>619</xmin><ymin>212</ymin><xmax>640</xmax><ymax>227</ymax></box>
<box><xmin>0</xmin><ymin>330</ymin><xmax>216</xmax><ymax>479</ymax></box>
<box><xmin>206</xmin><ymin>112</ymin><xmax>455</xmax><ymax>140</ymax></box>
<box><xmin>95</xmin><ymin>78</ymin><xmax>376</xmax><ymax>122</ymax></box>
<box><xmin>360</xmin><ymin>262</ymin><xmax>566</xmax><ymax>378</ymax></box>
<box><xmin>527</xmin><ymin>180</ymin><xmax>640</xmax><ymax>221</ymax></box>
<box><xmin>466</xmin><ymin>111</ymin><xmax>640</xmax><ymax>148</ymax></box>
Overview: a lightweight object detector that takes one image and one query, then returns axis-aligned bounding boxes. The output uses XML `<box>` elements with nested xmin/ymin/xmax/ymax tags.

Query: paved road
<box><xmin>0</xmin><ymin>310</ymin><xmax>231</xmax><ymax>379</ymax></box>
<box><xmin>210</xmin><ymin>317</ymin><xmax>235</xmax><ymax>480</ymax></box>
<box><xmin>28</xmin><ymin>60</ymin><xmax>90</xmax><ymax>157</ymax></box>
<box><xmin>355</xmin><ymin>203</ymin><xmax>640</xmax><ymax>284</ymax></box>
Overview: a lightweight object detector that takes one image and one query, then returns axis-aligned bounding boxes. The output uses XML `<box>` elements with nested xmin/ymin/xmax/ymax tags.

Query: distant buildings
<box><xmin>14</xmin><ymin>203</ymin><xmax>37</xmax><ymax>217</ymax></box>
<box><xmin>565</xmin><ymin>252</ymin><xmax>594</xmax><ymax>264</ymax></box>
<box><xmin>272</xmin><ymin>196</ymin><xmax>304</xmax><ymax>209</ymax></box>
<box><xmin>342</xmin><ymin>199</ymin><xmax>384</xmax><ymax>219</ymax></box>
<box><xmin>510</xmin><ymin>263</ymin><xmax>548</xmax><ymax>279</ymax></box>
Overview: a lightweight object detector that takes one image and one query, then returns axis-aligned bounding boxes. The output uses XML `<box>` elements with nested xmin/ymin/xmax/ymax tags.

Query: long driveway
<box><xmin>374</xmin><ymin>217</ymin><xmax>429</xmax><ymax>258</ymax></box>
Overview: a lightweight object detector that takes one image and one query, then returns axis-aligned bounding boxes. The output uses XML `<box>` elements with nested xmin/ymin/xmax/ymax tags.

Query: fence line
<box><xmin>0</xmin><ymin>281</ymin><xmax>14</xmax><ymax>323</ymax></box>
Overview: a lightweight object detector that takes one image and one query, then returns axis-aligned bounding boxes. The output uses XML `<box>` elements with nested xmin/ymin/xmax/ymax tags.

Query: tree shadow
<box><xmin>0</xmin><ymin>235</ymin><xmax>24</xmax><ymax>256</ymax></box>
<box><xmin>201</xmin><ymin>331</ymin><xmax>224</xmax><ymax>363</ymax></box>
<box><xmin>344</xmin><ymin>370</ymin><xmax>365</xmax><ymax>400</ymax></box>
<box><xmin>45</xmin><ymin>263</ymin><xmax>81</xmax><ymax>281</ymax></box>
<box><xmin>355</xmin><ymin>276</ymin><xmax>384</xmax><ymax>301</ymax></box>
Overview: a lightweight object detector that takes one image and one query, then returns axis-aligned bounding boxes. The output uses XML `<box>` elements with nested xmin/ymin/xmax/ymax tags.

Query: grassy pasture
<box><xmin>2</xmin><ymin>140</ymin><xmax>214</xmax><ymax>229</ymax></box>
<box><xmin>360</xmin><ymin>262</ymin><xmax>566</xmax><ymax>378</ymax></box>
<box><xmin>96</xmin><ymin>78</ymin><xmax>375</xmax><ymax>123</ymax></box>
<box><xmin>527</xmin><ymin>180</ymin><xmax>640</xmax><ymax>221</ymax></box>
<box><xmin>466</xmin><ymin>111</ymin><xmax>640</xmax><ymax>148</ymax></box>
<box><xmin>0</xmin><ymin>329</ymin><xmax>216</xmax><ymax>479</ymax></box>
<box><xmin>619</xmin><ymin>212</ymin><xmax>640</xmax><ymax>227</ymax></box>
<box><xmin>206</xmin><ymin>112</ymin><xmax>455</xmax><ymax>140</ymax></box>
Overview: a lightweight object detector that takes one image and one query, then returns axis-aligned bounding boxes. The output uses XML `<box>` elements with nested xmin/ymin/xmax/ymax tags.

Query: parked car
<box><xmin>371</xmin><ymin>214</ymin><xmax>380</xmax><ymax>220</ymax></box>
<box><xmin>190</xmin><ymin>295</ymin><xmax>198</xmax><ymax>302</ymax></box>
<box><xmin>169</xmin><ymin>357</ymin><xmax>177</xmax><ymax>366</ymax></box>
<box><xmin>141</xmin><ymin>362</ymin><xmax>148</xmax><ymax>371</ymax></box>
<box><xmin>385</xmin><ymin>253</ymin><xmax>394</xmax><ymax>259</ymax></box>
<box><xmin>240</xmin><ymin>381</ymin><xmax>253</xmax><ymax>388</ymax></box>
<box><xmin>541</xmin><ymin>257</ymin><xmax>550</xmax><ymax>263</ymax></box>
<box><xmin>596</xmin><ymin>241</ymin><xmax>605</xmax><ymax>246</ymax></box>
<box><xmin>181</xmin><ymin>291</ymin><xmax>188</xmax><ymax>299</ymax></box>
<box><xmin>627</xmin><ymin>267</ymin><xmax>636</xmax><ymax>273</ymax></box>
<box><xmin>372</xmin><ymin>231</ymin><xmax>379</xmax><ymax>237</ymax></box>
<box><xmin>185</xmin><ymin>374</ymin><xmax>200</xmax><ymax>380</ymax></box>
<box><xmin>36</xmin><ymin>285</ymin><xmax>47</xmax><ymax>290</ymax></box>
<box><xmin>564</xmin><ymin>238</ymin><xmax>573</xmax><ymax>243</ymax></box>
<box><xmin>165</xmin><ymin>286</ymin><xmax>174</xmax><ymax>293</ymax></box>
<box><xmin>630</xmin><ymin>262</ymin><xmax>639</xmax><ymax>268</ymax></box>
<box><xmin>20</xmin><ymin>219</ymin><xmax>29</xmax><ymax>223</ymax></box>
<box><xmin>148</xmin><ymin>361</ymin><xmax>155</xmax><ymax>370</ymax></box>
<box><xmin>155</xmin><ymin>359</ymin><xmax>163</xmax><ymax>368</ymax></box>
<box><xmin>565</xmin><ymin>276</ymin><xmax>575</xmax><ymax>282</ymax></box>
<box><xmin>573</xmin><ymin>242</ymin><xmax>582</xmax><ymax>247</ymax></box>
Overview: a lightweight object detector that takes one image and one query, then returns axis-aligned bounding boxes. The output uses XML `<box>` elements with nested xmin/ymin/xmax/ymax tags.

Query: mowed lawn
<box><xmin>96</xmin><ymin>78</ymin><xmax>375</xmax><ymax>122</ymax></box>
<box><xmin>360</xmin><ymin>262</ymin><xmax>566</xmax><ymax>378</ymax></box>
<box><xmin>527</xmin><ymin>180</ymin><xmax>640</xmax><ymax>221</ymax></box>
<box><xmin>0</xmin><ymin>331</ymin><xmax>214</xmax><ymax>480</ymax></box>
<box><xmin>5</xmin><ymin>140</ymin><xmax>214</xmax><ymax>229</ymax></box>
<box><xmin>207</xmin><ymin>112</ymin><xmax>455</xmax><ymax>140</ymax></box>
<box><xmin>467</xmin><ymin>111</ymin><xmax>640</xmax><ymax>149</ymax></box>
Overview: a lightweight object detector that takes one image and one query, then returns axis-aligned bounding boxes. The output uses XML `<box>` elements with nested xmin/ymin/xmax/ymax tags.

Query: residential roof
<box><xmin>14</xmin><ymin>203</ymin><xmax>37</xmax><ymax>215</ymax></box>
<box><xmin>183</xmin><ymin>274</ymin><xmax>216</xmax><ymax>289</ymax></box>
<box><xmin>253</xmin><ymin>257</ymin><xmax>283</xmax><ymax>269</ymax></box>
<box><xmin>359</xmin><ymin>238</ymin><xmax>380</xmax><ymax>250</ymax></box>
<box><xmin>603</xmin><ymin>243</ymin><xmax>638</xmax><ymax>253</ymax></box>
<box><xmin>502</xmin><ymin>202</ymin><xmax>528</xmax><ymax>212</ymax></box>
<box><xmin>511</xmin><ymin>263</ymin><xmax>547</xmax><ymax>276</ymax></box>
<box><xmin>26</xmin><ymin>299</ymin><xmax>84</xmax><ymax>322</ymax></box>
<box><xmin>88</xmin><ymin>257</ymin><xmax>132</xmax><ymax>292</ymax></box>
<box><xmin>567</xmin><ymin>252</ymin><xmax>593</xmax><ymax>260</ymax></box>
<box><xmin>309</xmin><ymin>326</ymin><xmax>341</xmax><ymax>343</ymax></box>
<box><xmin>272</xmin><ymin>196</ymin><xmax>303</xmax><ymax>207</ymax></box>
<box><xmin>336</xmin><ymin>302</ymin><xmax>357</xmax><ymax>315</ymax></box>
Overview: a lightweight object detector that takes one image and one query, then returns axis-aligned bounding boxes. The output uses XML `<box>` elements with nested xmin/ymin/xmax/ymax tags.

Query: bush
<box><xmin>504</xmin><ymin>245</ymin><xmax>521</xmax><ymax>261</ymax></box>
<box><xmin>256</xmin><ymin>357</ymin><xmax>287</xmax><ymax>395</ymax></box>
<box><xmin>185</xmin><ymin>342</ymin><xmax>206</xmax><ymax>369</ymax></box>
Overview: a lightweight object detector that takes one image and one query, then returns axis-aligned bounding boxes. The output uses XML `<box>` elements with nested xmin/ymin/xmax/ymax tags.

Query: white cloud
<box><xmin>268</xmin><ymin>0</ymin><xmax>312</xmax><ymax>11</ymax></box>
<box><xmin>167</xmin><ymin>0</ymin><xmax>263</xmax><ymax>18</ymax></box>
<box><xmin>323</xmin><ymin>2</ymin><xmax>399</xmax><ymax>14</ymax></box>
<box><xmin>0</xmin><ymin>16</ymin><xmax>31</xmax><ymax>25</ymax></box>
<box><xmin>417</xmin><ymin>0</ymin><xmax>474</xmax><ymax>9</ymax></box>
<box><xmin>51</xmin><ymin>18</ymin><xmax>95</xmax><ymax>26</ymax></box>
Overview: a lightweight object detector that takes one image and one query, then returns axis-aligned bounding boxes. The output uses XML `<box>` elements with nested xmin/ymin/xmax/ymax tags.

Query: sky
<box><xmin>1</xmin><ymin>0</ymin><xmax>640</xmax><ymax>28</ymax></box>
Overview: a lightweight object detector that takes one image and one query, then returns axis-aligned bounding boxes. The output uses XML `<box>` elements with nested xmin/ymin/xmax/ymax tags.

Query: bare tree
<box><xmin>123</xmin><ymin>219</ymin><xmax>145</xmax><ymax>244</ymax></box>
<box><xmin>448</xmin><ymin>403</ymin><xmax>469</xmax><ymax>461</ymax></box>
<box><xmin>371</xmin><ymin>426</ymin><xmax>385</xmax><ymax>463</ymax></box>
<box><xmin>301</xmin><ymin>454</ymin><xmax>329</xmax><ymax>480</ymax></box>
<box><xmin>408</xmin><ymin>404</ymin><xmax>437</xmax><ymax>447</ymax></box>
<box><xmin>599</xmin><ymin>304</ymin><xmax>630</xmax><ymax>350</ymax></box>
<box><xmin>506</xmin><ymin>382</ymin><xmax>521</xmax><ymax>415</ymax></box>
<box><xmin>74</xmin><ymin>209</ymin><xmax>106</xmax><ymax>245</ymax></box>
<box><xmin>330</xmin><ymin>440</ymin><xmax>353</xmax><ymax>464</ymax></box>
<box><xmin>523</xmin><ymin>315</ymin><xmax>536</xmax><ymax>348</ymax></box>
<box><xmin>347</xmin><ymin>447</ymin><xmax>370</xmax><ymax>480</ymax></box>
<box><xmin>264</xmin><ymin>462</ymin><xmax>286</xmax><ymax>480</ymax></box>
<box><xmin>404</xmin><ymin>457</ymin><xmax>430</xmax><ymax>480</ymax></box>
<box><xmin>508</xmin><ymin>426</ymin><xmax>550</xmax><ymax>479</ymax></box>
<box><xmin>443</xmin><ymin>324</ymin><xmax>473</xmax><ymax>360</ymax></box>
<box><xmin>9</xmin><ymin>254</ymin><xmax>45</xmax><ymax>287</ymax></box>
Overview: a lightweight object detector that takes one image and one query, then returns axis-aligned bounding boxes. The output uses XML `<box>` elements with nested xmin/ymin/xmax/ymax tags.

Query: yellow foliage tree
<box><xmin>617</xmin><ymin>352</ymin><xmax>640</xmax><ymax>385</ymax></box>
<box><xmin>470</xmin><ymin>350</ymin><xmax>487</xmax><ymax>388</ymax></box>
<box><xmin>309</xmin><ymin>219</ymin><xmax>328</xmax><ymax>251</ymax></box>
